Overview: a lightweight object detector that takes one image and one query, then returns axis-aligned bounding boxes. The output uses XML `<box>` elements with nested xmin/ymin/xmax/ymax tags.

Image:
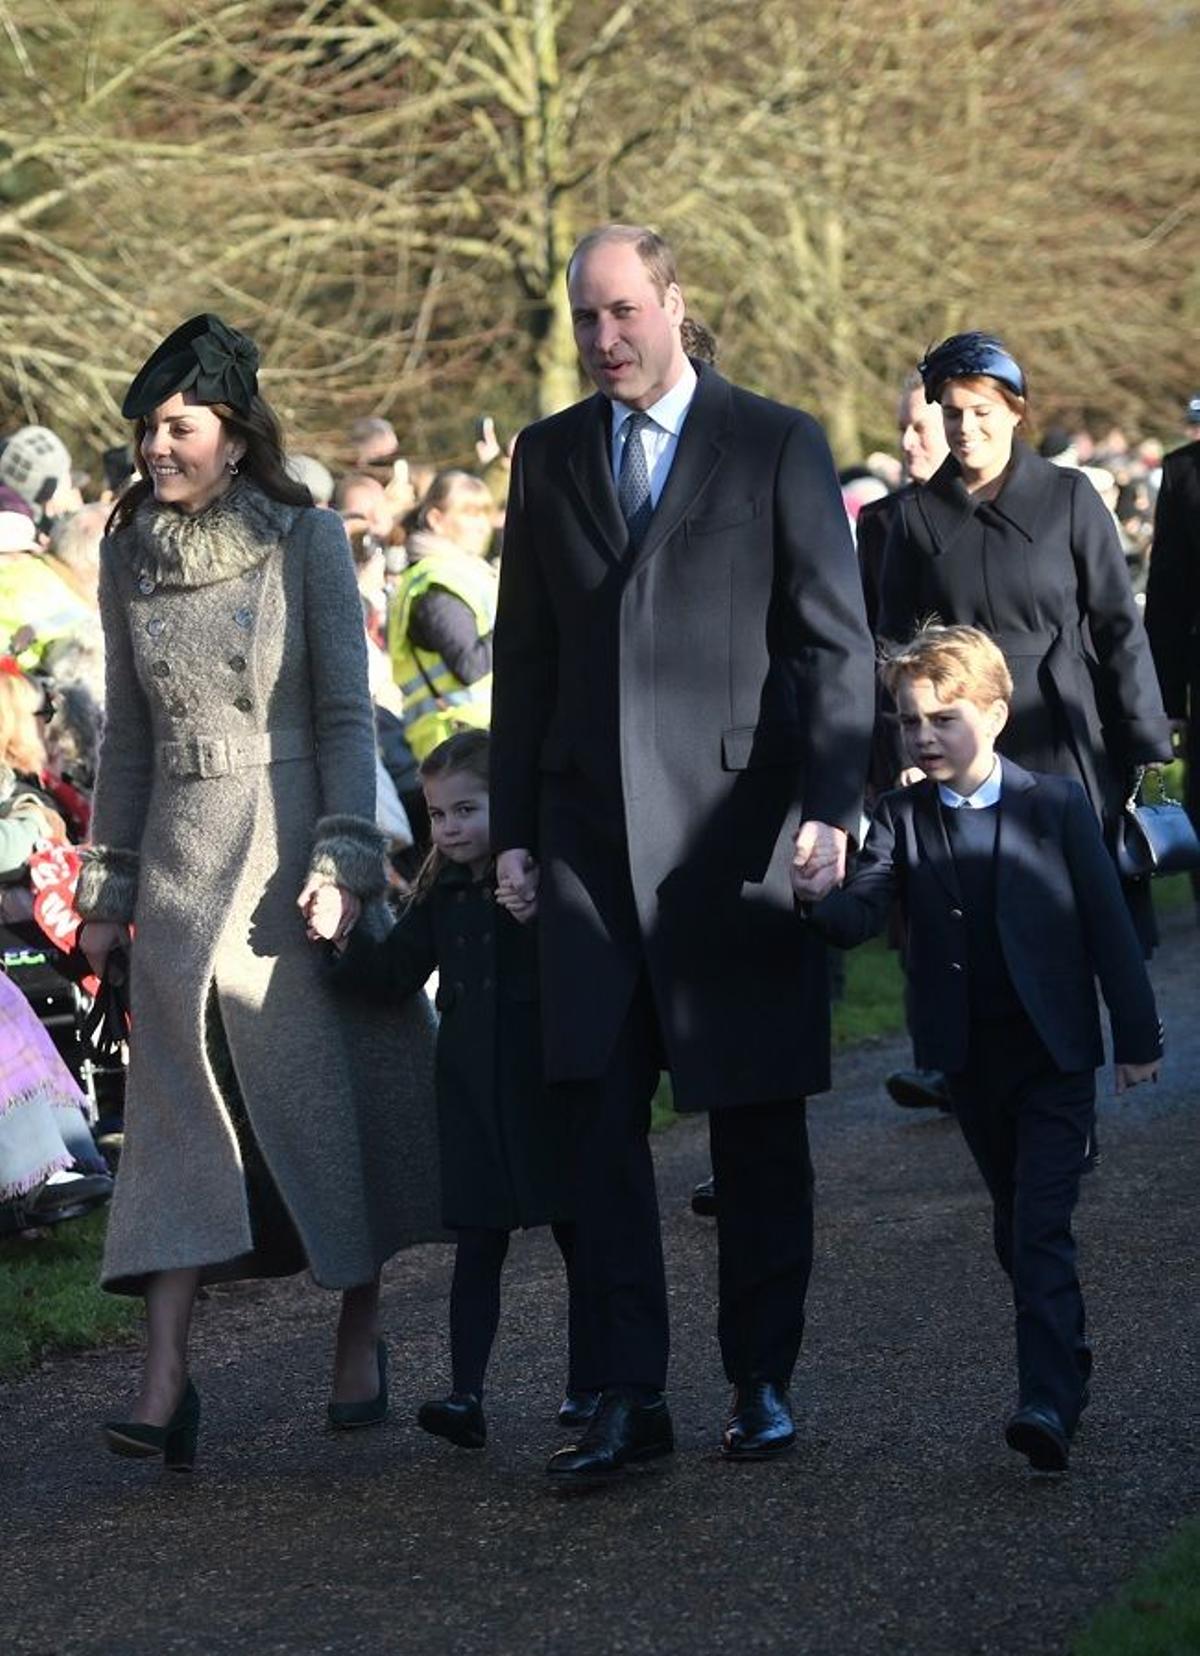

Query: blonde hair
<box><xmin>0</xmin><ymin>671</ymin><xmax>47</xmax><ymax>775</ymax></box>
<box><xmin>881</xmin><ymin>623</ymin><xmax>1013</xmax><ymax>709</ymax></box>
<box><xmin>410</xmin><ymin>728</ymin><xmax>491</xmax><ymax>904</ymax></box>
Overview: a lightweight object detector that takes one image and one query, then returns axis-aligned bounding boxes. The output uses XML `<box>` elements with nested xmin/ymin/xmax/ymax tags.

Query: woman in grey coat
<box><xmin>78</xmin><ymin>316</ymin><xmax>441</xmax><ymax>1467</ymax></box>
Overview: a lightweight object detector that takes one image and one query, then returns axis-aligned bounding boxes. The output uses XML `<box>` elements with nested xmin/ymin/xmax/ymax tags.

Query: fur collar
<box><xmin>123</xmin><ymin>480</ymin><xmax>302</xmax><ymax>589</ymax></box>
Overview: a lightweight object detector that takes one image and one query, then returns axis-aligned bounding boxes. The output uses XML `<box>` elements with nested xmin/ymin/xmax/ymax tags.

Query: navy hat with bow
<box><xmin>918</xmin><ymin>332</ymin><xmax>1026</xmax><ymax>404</ymax></box>
<box><xmin>121</xmin><ymin>314</ymin><xmax>260</xmax><ymax>420</ymax></box>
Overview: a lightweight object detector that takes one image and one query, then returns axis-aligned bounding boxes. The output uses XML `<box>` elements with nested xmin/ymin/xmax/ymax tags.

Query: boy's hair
<box><xmin>881</xmin><ymin>623</ymin><xmax>1013</xmax><ymax>708</ymax></box>
<box><xmin>410</xmin><ymin>728</ymin><xmax>491</xmax><ymax>903</ymax></box>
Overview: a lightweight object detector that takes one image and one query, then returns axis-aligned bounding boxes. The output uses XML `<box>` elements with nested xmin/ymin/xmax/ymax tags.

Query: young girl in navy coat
<box><xmin>798</xmin><ymin>625</ymin><xmax>1162</xmax><ymax>1472</ymax></box>
<box><xmin>330</xmin><ymin>730</ymin><xmax>592</xmax><ymax>1448</ymax></box>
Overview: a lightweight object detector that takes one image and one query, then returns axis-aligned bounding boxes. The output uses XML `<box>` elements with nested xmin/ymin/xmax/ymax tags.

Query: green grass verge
<box><xmin>1073</xmin><ymin>1519</ymin><xmax>1200</xmax><ymax>1656</ymax></box>
<box><xmin>0</xmin><ymin>1207</ymin><xmax>136</xmax><ymax>1377</ymax></box>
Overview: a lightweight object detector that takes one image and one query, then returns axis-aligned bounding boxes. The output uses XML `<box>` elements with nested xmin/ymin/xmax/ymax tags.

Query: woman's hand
<box><xmin>79</xmin><ymin>919</ymin><xmax>131</xmax><ymax>980</ymax></box>
<box><xmin>297</xmin><ymin>876</ymin><xmax>361</xmax><ymax>946</ymax></box>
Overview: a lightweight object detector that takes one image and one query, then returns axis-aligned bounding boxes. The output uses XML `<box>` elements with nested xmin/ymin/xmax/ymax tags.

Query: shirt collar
<box><xmin>612</xmin><ymin>358</ymin><xmax>698</xmax><ymax>441</ymax></box>
<box><xmin>938</xmin><ymin>755</ymin><xmax>1002</xmax><ymax>810</ymax></box>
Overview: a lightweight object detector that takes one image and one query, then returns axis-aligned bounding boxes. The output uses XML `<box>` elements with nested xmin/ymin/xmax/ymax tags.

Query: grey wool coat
<box><xmin>78</xmin><ymin>481</ymin><xmax>443</xmax><ymax>1293</ymax></box>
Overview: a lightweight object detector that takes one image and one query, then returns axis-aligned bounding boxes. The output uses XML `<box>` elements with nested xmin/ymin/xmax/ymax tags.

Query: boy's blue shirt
<box><xmin>808</xmin><ymin>757</ymin><xmax>1162</xmax><ymax>1073</ymax></box>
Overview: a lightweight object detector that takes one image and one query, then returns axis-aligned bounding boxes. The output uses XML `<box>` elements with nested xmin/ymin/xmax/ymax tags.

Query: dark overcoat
<box><xmin>878</xmin><ymin>442</ymin><xmax>1172</xmax><ymax>827</ymax></box>
<box><xmin>808</xmin><ymin>760</ymin><xmax>1162</xmax><ymax>1074</ymax></box>
<box><xmin>333</xmin><ymin>865</ymin><xmax>569</xmax><ymax>1230</ymax></box>
<box><xmin>1144</xmin><ymin>440</ymin><xmax>1200</xmax><ymax>806</ymax></box>
<box><xmin>490</xmin><ymin>362</ymin><xmax>876</xmax><ymax>1112</ymax></box>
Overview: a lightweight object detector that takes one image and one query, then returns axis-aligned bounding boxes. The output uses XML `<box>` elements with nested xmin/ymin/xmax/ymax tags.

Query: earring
<box><xmin>227</xmin><ymin>460</ymin><xmax>240</xmax><ymax>476</ymax></box>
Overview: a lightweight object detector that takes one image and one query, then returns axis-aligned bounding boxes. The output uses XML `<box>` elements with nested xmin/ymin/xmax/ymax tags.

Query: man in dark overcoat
<box><xmin>490</xmin><ymin>224</ymin><xmax>875</xmax><ymax>1483</ymax></box>
<box><xmin>1144</xmin><ymin>425</ymin><xmax>1200</xmax><ymax>908</ymax></box>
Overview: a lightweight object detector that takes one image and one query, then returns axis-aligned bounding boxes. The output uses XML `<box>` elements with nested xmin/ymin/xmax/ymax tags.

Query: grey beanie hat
<box><xmin>0</xmin><ymin>425</ymin><xmax>73</xmax><ymax>508</ymax></box>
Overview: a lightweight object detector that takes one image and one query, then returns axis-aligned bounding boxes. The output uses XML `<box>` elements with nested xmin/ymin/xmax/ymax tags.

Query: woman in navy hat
<box><xmin>77</xmin><ymin>316</ymin><xmax>441</xmax><ymax>1468</ymax></box>
<box><xmin>878</xmin><ymin>331</ymin><xmax>1172</xmax><ymax>943</ymax></box>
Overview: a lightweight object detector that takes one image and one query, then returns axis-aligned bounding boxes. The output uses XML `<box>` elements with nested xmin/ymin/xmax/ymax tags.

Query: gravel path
<box><xmin>4</xmin><ymin>915</ymin><xmax>1197</xmax><ymax>1656</ymax></box>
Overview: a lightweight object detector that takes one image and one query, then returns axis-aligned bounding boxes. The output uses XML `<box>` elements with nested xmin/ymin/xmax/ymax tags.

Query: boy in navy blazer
<box><xmin>797</xmin><ymin>624</ymin><xmax>1162</xmax><ymax>1471</ymax></box>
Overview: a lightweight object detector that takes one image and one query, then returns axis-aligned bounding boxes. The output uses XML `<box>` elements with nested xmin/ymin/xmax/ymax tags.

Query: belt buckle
<box><xmin>192</xmin><ymin>735</ymin><xmax>230</xmax><ymax>778</ymax></box>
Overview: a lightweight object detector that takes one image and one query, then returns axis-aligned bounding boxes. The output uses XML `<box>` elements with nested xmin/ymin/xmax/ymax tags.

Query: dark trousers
<box><xmin>556</xmin><ymin>977</ymin><xmax>814</xmax><ymax>1392</ymax></box>
<box><xmin>450</xmin><ymin>1222</ymin><xmax>578</xmax><ymax>1397</ymax></box>
<box><xmin>947</xmin><ymin>1016</ymin><xmax>1094</xmax><ymax>1432</ymax></box>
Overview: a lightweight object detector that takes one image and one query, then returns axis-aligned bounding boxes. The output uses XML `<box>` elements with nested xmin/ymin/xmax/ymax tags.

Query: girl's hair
<box><xmin>106</xmin><ymin>392</ymin><xmax>313</xmax><ymax>535</ymax></box>
<box><xmin>0</xmin><ymin>669</ymin><xmax>48</xmax><ymax>775</ymax></box>
<box><xmin>402</xmin><ymin>469</ymin><xmax>492</xmax><ymax>538</ymax></box>
<box><xmin>410</xmin><ymin>728</ymin><xmax>491</xmax><ymax>903</ymax></box>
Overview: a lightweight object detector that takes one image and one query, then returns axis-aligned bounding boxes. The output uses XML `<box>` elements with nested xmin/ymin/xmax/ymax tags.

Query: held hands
<box><xmin>496</xmin><ymin>848</ymin><xmax>539</xmax><ymax>925</ymax></box>
<box><xmin>790</xmin><ymin>821</ymin><xmax>848</xmax><ymax>903</ymax></box>
<box><xmin>896</xmin><ymin>767</ymin><xmax>926</xmax><ymax>789</ymax></box>
<box><xmin>297</xmin><ymin>876</ymin><xmax>362</xmax><ymax>948</ymax></box>
<box><xmin>78</xmin><ymin>920</ymin><xmax>131</xmax><ymax>980</ymax></box>
<box><xmin>1115</xmin><ymin>1059</ymin><xmax>1160</xmax><ymax>1095</ymax></box>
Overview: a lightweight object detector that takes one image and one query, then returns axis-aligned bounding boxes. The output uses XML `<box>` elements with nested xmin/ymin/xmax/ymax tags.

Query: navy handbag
<box><xmin>1115</xmin><ymin>767</ymin><xmax>1200</xmax><ymax>880</ymax></box>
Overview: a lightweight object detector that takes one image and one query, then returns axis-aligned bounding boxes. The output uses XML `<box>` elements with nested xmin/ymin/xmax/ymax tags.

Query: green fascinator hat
<box><xmin>122</xmin><ymin>314</ymin><xmax>260</xmax><ymax>420</ymax></box>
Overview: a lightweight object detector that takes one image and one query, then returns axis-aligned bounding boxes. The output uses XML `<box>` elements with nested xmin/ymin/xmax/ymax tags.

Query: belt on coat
<box><xmin>157</xmin><ymin>727</ymin><xmax>314</xmax><ymax>780</ymax></box>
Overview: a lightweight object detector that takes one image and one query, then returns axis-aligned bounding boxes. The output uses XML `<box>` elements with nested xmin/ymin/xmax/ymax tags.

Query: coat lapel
<box><xmin>630</xmin><ymin>365</ymin><xmax>733</xmax><ymax>573</ymax></box>
<box><xmin>566</xmin><ymin>393</ymin><xmax>628</xmax><ymax>563</ymax></box>
<box><xmin>994</xmin><ymin>756</ymin><xmax>1040</xmax><ymax>904</ymax></box>
<box><xmin>913</xmin><ymin>780</ymin><xmax>963</xmax><ymax>904</ymax></box>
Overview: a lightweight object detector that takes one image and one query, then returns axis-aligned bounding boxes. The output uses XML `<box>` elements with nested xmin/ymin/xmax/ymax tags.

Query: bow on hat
<box><xmin>918</xmin><ymin>332</ymin><xmax>1026</xmax><ymax>404</ymax></box>
<box><xmin>122</xmin><ymin>314</ymin><xmax>260</xmax><ymax>420</ymax></box>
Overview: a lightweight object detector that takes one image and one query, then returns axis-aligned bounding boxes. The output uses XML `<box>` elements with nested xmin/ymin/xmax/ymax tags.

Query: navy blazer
<box><xmin>808</xmin><ymin>759</ymin><xmax>1162</xmax><ymax>1074</ymax></box>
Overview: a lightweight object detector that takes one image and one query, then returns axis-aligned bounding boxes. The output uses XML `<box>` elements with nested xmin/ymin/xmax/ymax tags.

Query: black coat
<box><xmin>879</xmin><ymin>442</ymin><xmax>1172</xmax><ymax>827</ymax></box>
<box><xmin>1144</xmin><ymin>441</ymin><xmax>1200</xmax><ymax>782</ymax></box>
<box><xmin>332</xmin><ymin>866</ymin><xmax>569</xmax><ymax>1230</ymax></box>
<box><xmin>808</xmin><ymin>760</ymin><xmax>1162</xmax><ymax>1074</ymax></box>
<box><xmin>491</xmin><ymin>362</ymin><xmax>876</xmax><ymax>1111</ymax></box>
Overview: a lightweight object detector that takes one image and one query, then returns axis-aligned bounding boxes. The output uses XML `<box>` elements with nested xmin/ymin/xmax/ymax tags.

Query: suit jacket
<box><xmin>878</xmin><ymin>442</ymin><xmax>1171</xmax><ymax>827</ymax></box>
<box><xmin>808</xmin><ymin>759</ymin><xmax>1162</xmax><ymax>1074</ymax></box>
<box><xmin>490</xmin><ymin>362</ymin><xmax>875</xmax><ymax>1111</ymax></box>
<box><xmin>1144</xmin><ymin>440</ymin><xmax>1200</xmax><ymax>781</ymax></box>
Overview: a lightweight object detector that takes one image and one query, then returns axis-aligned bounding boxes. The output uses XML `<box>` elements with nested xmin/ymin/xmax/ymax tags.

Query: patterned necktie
<box><xmin>617</xmin><ymin>410</ymin><xmax>654</xmax><ymax>551</ymax></box>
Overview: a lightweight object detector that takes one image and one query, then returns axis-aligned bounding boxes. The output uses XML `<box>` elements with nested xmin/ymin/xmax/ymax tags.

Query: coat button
<box><xmin>950</xmin><ymin>961</ymin><xmax>963</xmax><ymax>973</ymax></box>
<box><xmin>950</xmin><ymin>908</ymin><xmax>963</xmax><ymax>920</ymax></box>
<box><xmin>228</xmin><ymin>653</ymin><xmax>247</xmax><ymax>672</ymax></box>
<box><xmin>151</xmin><ymin>659</ymin><xmax>170</xmax><ymax>677</ymax></box>
<box><xmin>234</xmin><ymin>695</ymin><xmax>253</xmax><ymax>712</ymax></box>
<box><xmin>138</xmin><ymin>573</ymin><xmax>156</xmax><ymax>596</ymax></box>
<box><xmin>482</xmin><ymin>976</ymin><xmax>493</xmax><ymax>990</ymax></box>
<box><xmin>170</xmin><ymin>700</ymin><xmax>188</xmax><ymax>718</ymax></box>
<box><xmin>481</xmin><ymin>932</ymin><xmax>492</xmax><ymax>945</ymax></box>
<box><xmin>146</xmin><ymin>617</ymin><xmax>166</xmax><ymax>639</ymax></box>
<box><xmin>454</xmin><ymin>981</ymin><xmax>465</xmax><ymax>996</ymax></box>
<box><xmin>234</xmin><ymin>607</ymin><xmax>253</xmax><ymax>629</ymax></box>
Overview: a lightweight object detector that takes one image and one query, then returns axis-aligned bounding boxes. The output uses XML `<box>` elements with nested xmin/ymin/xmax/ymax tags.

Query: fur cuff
<box><xmin>76</xmin><ymin>846</ymin><xmax>139</xmax><ymax>922</ymax></box>
<box><xmin>309</xmin><ymin>815</ymin><xmax>388</xmax><ymax>898</ymax></box>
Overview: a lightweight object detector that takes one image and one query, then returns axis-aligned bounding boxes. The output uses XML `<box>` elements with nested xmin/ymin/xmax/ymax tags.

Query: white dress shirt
<box><xmin>938</xmin><ymin>756</ymin><xmax>1003</xmax><ymax>810</ymax></box>
<box><xmin>610</xmin><ymin>359</ymin><xmax>698</xmax><ymax>506</ymax></box>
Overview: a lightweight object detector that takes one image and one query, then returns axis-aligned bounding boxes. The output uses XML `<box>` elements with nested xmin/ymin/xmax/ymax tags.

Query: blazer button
<box><xmin>950</xmin><ymin>961</ymin><xmax>963</xmax><ymax>973</ymax></box>
<box><xmin>234</xmin><ymin>695</ymin><xmax>253</xmax><ymax>712</ymax></box>
<box><xmin>950</xmin><ymin>908</ymin><xmax>963</xmax><ymax>920</ymax></box>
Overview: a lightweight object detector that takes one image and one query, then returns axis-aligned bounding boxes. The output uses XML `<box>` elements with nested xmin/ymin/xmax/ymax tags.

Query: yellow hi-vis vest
<box><xmin>388</xmin><ymin>549</ymin><xmax>498</xmax><ymax>762</ymax></box>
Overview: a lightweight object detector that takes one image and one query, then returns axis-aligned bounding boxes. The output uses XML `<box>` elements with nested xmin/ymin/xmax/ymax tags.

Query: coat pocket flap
<box><xmin>688</xmin><ymin>498</ymin><xmax>762</xmax><ymax>537</ymax></box>
<box><xmin>721</xmin><ymin>724</ymin><xmax>807</xmax><ymax>770</ymax></box>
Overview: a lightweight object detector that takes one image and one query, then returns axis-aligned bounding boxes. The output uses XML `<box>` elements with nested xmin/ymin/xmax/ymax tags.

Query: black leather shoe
<box><xmin>721</xmin><ymin>1380</ymin><xmax>796</xmax><ymax>1460</ymax></box>
<box><xmin>690</xmin><ymin>1175</ymin><xmax>716</xmax><ymax>1217</ymax></box>
<box><xmin>557</xmin><ymin>1389</ymin><xmax>602</xmax><ymax>1430</ymax></box>
<box><xmin>1005</xmin><ymin>1404</ymin><xmax>1069</xmax><ymax>1471</ymax></box>
<box><xmin>885</xmin><ymin>1069</ymin><xmax>952</xmax><ymax>1112</ymax></box>
<box><xmin>547</xmin><ymin>1389</ymin><xmax>673</xmax><ymax>1486</ymax></box>
<box><xmin>417</xmin><ymin>1392</ymin><xmax>486</xmax><ymax>1449</ymax></box>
